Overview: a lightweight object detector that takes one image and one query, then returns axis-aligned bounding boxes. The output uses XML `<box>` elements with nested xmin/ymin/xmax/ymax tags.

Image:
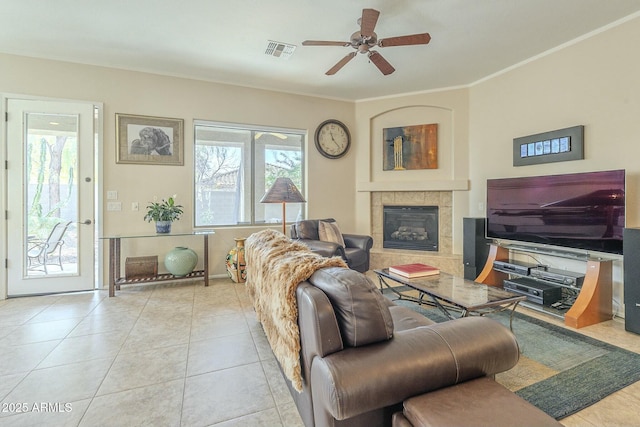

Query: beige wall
<box><xmin>0</xmin><ymin>53</ymin><xmax>356</xmax><ymax>290</ymax></box>
<box><xmin>353</xmin><ymin>89</ymin><xmax>471</xmax><ymax>254</ymax></box>
<box><xmin>466</xmin><ymin>16</ymin><xmax>640</xmax><ymax>314</ymax></box>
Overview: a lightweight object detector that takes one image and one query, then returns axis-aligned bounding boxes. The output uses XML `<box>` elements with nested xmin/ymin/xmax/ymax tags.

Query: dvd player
<box><xmin>503</xmin><ymin>277</ymin><xmax>563</xmax><ymax>306</ymax></box>
<box><xmin>493</xmin><ymin>260</ymin><xmax>540</xmax><ymax>276</ymax></box>
<box><xmin>529</xmin><ymin>267</ymin><xmax>585</xmax><ymax>288</ymax></box>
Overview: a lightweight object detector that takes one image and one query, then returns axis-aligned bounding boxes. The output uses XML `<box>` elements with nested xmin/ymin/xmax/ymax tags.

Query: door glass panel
<box><xmin>24</xmin><ymin>113</ymin><xmax>79</xmax><ymax>277</ymax></box>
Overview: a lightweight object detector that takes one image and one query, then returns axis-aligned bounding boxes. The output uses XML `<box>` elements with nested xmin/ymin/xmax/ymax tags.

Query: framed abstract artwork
<box><xmin>383</xmin><ymin>123</ymin><xmax>438</xmax><ymax>171</ymax></box>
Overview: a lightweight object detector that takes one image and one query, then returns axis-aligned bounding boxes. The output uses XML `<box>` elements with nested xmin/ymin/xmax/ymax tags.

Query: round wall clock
<box><xmin>314</xmin><ymin>119</ymin><xmax>351</xmax><ymax>159</ymax></box>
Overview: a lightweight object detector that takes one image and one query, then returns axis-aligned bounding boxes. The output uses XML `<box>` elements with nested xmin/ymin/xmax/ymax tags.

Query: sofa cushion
<box><xmin>294</xmin><ymin>219</ymin><xmax>321</xmax><ymax>240</ymax></box>
<box><xmin>319</xmin><ymin>220</ymin><xmax>345</xmax><ymax>247</ymax></box>
<box><xmin>388</xmin><ymin>305</ymin><xmax>435</xmax><ymax>331</ymax></box>
<box><xmin>309</xmin><ymin>267</ymin><xmax>394</xmax><ymax>347</ymax></box>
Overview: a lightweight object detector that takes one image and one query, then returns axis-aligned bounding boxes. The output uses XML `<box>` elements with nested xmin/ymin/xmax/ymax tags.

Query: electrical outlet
<box><xmin>107</xmin><ymin>202</ymin><xmax>122</xmax><ymax>211</ymax></box>
<box><xmin>107</xmin><ymin>190</ymin><xmax>118</xmax><ymax>200</ymax></box>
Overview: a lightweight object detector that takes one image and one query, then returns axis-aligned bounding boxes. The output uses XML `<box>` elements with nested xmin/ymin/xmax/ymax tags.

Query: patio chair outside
<box><xmin>27</xmin><ymin>220</ymin><xmax>73</xmax><ymax>274</ymax></box>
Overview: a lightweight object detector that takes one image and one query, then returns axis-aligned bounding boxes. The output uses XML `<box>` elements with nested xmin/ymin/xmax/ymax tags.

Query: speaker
<box><xmin>623</xmin><ymin>228</ymin><xmax>640</xmax><ymax>334</ymax></box>
<box><xmin>463</xmin><ymin>217</ymin><xmax>491</xmax><ymax>281</ymax></box>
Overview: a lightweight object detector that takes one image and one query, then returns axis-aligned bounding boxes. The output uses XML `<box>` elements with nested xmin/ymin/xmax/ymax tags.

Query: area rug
<box><xmin>383</xmin><ymin>286</ymin><xmax>640</xmax><ymax>420</ymax></box>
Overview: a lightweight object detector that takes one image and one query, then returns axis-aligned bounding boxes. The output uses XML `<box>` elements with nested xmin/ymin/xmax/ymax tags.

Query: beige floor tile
<box><xmin>120</xmin><ymin>317</ymin><xmax>191</xmax><ymax>354</ymax></box>
<box><xmin>212</xmin><ymin>407</ymin><xmax>284</xmax><ymax>426</ymax></box>
<box><xmin>192</xmin><ymin>299</ymin><xmax>244</xmax><ymax>319</ymax></box>
<box><xmin>98</xmin><ymin>343</ymin><xmax>188</xmax><ymax>396</ymax></box>
<box><xmin>0</xmin><ymin>398</ymin><xmax>91</xmax><ymax>427</ymax></box>
<box><xmin>67</xmin><ymin>310</ymin><xmax>140</xmax><ymax>337</ymax></box>
<box><xmin>0</xmin><ymin>340</ymin><xmax>61</xmax><ymax>376</ymax></box>
<box><xmin>1</xmin><ymin>317</ymin><xmax>81</xmax><ymax>345</ymax></box>
<box><xmin>0</xmin><ymin>372</ymin><xmax>28</xmax><ymax>401</ymax></box>
<box><xmin>37</xmin><ymin>329</ymin><xmax>128</xmax><ymax>369</ymax></box>
<box><xmin>182</xmin><ymin>363</ymin><xmax>275</xmax><ymax>426</ymax></box>
<box><xmin>81</xmin><ymin>380</ymin><xmax>183</xmax><ymax>427</ymax></box>
<box><xmin>190</xmin><ymin>312</ymin><xmax>249</xmax><ymax>342</ymax></box>
<box><xmin>261</xmin><ymin>358</ymin><xmax>294</xmax><ymax>406</ymax></box>
<box><xmin>277</xmin><ymin>401</ymin><xmax>305</xmax><ymax>427</ymax></box>
<box><xmin>26</xmin><ymin>304</ymin><xmax>95</xmax><ymax>323</ymax></box>
<box><xmin>1</xmin><ymin>358</ymin><xmax>113</xmax><ymax>408</ymax></box>
<box><xmin>187</xmin><ymin>333</ymin><xmax>259</xmax><ymax>377</ymax></box>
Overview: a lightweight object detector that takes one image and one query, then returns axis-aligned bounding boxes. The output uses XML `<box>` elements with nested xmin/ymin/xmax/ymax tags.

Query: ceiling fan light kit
<box><xmin>302</xmin><ymin>8</ymin><xmax>431</xmax><ymax>76</ymax></box>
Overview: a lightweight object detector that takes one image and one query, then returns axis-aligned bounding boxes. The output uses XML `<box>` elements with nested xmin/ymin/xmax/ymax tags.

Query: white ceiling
<box><xmin>2</xmin><ymin>0</ymin><xmax>640</xmax><ymax>101</ymax></box>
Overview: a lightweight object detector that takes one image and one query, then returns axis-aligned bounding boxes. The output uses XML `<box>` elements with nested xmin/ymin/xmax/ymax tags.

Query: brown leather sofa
<box><xmin>286</xmin><ymin>266</ymin><xmax>522</xmax><ymax>427</ymax></box>
<box><xmin>290</xmin><ymin>218</ymin><xmax>373</xmax><ymax>273</ymax></box>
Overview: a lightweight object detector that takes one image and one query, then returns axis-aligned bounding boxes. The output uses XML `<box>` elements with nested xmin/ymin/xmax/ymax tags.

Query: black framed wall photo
<box><xmin>116</xmin><ymin>113</ymin><xmax>184</xmax><ymax>165</ymax></box>
<box><xmin>513</xmin><ymin>125</ymin><xmax>584</xmax><ymax>166</ymax></box>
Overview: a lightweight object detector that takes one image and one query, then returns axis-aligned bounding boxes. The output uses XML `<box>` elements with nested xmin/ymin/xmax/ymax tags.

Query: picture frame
<box><xmin>513</xmin><ymin>125</ymin><xmax>583</xmax><ymax>166</ymax></box>
<box><xmin>382</xmin><ymin>123</ymin><xmax>438</xmax><ymax>171</ymax></box>
<box><xmin>116</xmin><ymin>113</ymin><xmax>184</xmax><ymax>165</ymax></box>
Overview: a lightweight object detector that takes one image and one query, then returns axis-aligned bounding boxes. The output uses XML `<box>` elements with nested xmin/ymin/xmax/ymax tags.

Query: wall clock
<box><xmin>314</xmin><ymin>119</ymin><xmax>351</xmax><ymax>159</ymax></box>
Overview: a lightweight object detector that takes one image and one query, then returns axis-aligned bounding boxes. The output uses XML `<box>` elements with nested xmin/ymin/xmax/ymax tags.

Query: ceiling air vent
<box><xmin>265</xmin><ymin>41</ymin><xmax>296</xmax><ymax>59</ymax></box>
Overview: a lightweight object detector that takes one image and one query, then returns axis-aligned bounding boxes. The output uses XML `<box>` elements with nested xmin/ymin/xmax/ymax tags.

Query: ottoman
<box><xmin>393</xmin><ymin>377</ymin><xmax>562</xmax><ymax>427</ymax></box>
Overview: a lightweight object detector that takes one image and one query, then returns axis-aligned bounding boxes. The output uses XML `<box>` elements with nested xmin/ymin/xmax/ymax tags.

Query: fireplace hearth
<box><xmin>383</xmin><ymin>205</ymin><xmax>438</xmax><ymax>251</ymax></box>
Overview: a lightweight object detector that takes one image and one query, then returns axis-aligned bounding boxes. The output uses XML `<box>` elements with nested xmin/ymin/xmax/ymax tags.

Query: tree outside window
<box><xmin>194</xmin><ymin>123</ymin><xmax>304</xmax><ymax>227</ymax></box>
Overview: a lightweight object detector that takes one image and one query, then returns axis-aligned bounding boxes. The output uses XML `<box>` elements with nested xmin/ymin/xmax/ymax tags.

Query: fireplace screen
<box><xmin>383</xmin><ymin>206</ymin><xmax>438</xmax><ymax>251</ymax></box>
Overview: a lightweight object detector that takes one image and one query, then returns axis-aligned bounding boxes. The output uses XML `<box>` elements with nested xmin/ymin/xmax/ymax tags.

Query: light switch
<box><xmin>107</xmin><ymin>202</ymin><xmax>122</xmax><ymax>211</ymax></box>
<box><xmin>132</xmin><ymin>202</ymin><xmax>139</xmax><ymax>211</ymax></box>
<box><xmin>107</xmin><ymin>191</ymin><xmax>118</xmax><ymax>200</ymax></box>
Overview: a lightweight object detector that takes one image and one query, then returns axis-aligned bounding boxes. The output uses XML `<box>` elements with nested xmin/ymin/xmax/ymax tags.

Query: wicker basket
<box><xmin>125</xmin><ymin>255</ymin><xmax>158</xmax><ymax>279</ymax></box>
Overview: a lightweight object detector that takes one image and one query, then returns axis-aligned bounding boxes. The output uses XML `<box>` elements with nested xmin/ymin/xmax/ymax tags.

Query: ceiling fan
<box><xmin>302</xmin><ymin>8</ymin><xmax>431</xmax><ymax>76</ymax></box>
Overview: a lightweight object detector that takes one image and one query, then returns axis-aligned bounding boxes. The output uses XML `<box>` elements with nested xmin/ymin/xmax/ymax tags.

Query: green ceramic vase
<box><xmin>164</xmin><ymin>246</ymin><xmax>198</xmax><ymax>277</ymax></box>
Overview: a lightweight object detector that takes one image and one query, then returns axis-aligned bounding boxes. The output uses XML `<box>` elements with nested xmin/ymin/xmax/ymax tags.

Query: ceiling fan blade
<box><xmin>360</xmin><ymin>8</ymin><xmax>380</xmax><ymax>38</ymax></box>
<box><xmin>302</xmin><ymin>40</ymin><xmax>350</xmax><ymax>47</ymax></box>
<box><xmin>379</xmin><ymin>33</ymin><xmax>431</xmax><ymax>47</ymax></box>
<box><xmin>368</xmin><ymin>51</ymin><xmax>395</xmax><ymax>75</ymax></box>
<box><xmin>325</xmin><ymin>52</ymin><xmax>357</xmax><ymax>75</ymax></box>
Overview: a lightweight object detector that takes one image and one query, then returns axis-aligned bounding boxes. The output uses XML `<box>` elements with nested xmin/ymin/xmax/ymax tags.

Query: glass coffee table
<box><xmin>374</xmin><ymin>268</ymin><xmax>526</xmax><ymax>330</ymax></box>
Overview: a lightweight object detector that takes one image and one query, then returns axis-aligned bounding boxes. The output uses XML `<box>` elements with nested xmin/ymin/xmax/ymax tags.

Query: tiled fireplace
<box><xmin>370</xmin><ymin>191</ymin><xmax>463</xmax><ymax>276</ymax></box>
<box><xmin>383</xmin><ymin>205</ymin><xmax>438</xmax><ymax>251</ymax></box>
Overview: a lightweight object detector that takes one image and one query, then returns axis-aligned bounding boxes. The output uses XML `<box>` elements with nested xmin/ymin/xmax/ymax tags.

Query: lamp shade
<box><xmin>260</xmin><ymin>177</ymin><xmax>306</xmax><ymax>204</ymax></box>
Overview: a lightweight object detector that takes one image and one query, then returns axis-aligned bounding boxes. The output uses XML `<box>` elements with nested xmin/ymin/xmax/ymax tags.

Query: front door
<box><xmin>6</xmin><ymin>99</ymin><xmax>95</xmax><ymax>296</ymax></box>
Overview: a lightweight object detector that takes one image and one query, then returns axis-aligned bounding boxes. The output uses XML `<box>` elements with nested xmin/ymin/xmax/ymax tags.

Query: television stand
<box><xmin>476</xmin><ymin>244</ymin><xmax>613</xmax><ymax>328</ymax></box>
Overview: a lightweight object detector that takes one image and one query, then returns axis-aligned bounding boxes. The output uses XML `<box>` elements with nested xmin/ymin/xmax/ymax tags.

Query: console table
<box><xmin>100</xmin><ymin>231</ymin><xmax>214</xmax><ymax>297</ymax></box>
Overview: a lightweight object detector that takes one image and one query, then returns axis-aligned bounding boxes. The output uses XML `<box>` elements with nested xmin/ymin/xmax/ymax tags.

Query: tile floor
<box><xmin>0</xmin><ymin>279</ymin><xmax>304</xmax><ymax>426</ymax></box>
<box><xmin>0</xmin><ymin>278</ymin><xmax>639</xmax><ymax>426</ymax></box>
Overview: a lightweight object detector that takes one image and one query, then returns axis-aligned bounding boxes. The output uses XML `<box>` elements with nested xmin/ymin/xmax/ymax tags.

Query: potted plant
<box><xmin>144</xmin><ymin>195</ymin><xmax>184</xmax><ymax>233</ymax></box>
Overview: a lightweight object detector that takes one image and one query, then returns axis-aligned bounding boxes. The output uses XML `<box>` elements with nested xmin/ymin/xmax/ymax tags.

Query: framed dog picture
<box><xmin>116</xmin><ymin>113</ymin><xmax>184</xmax><ymax>165</ymax></box>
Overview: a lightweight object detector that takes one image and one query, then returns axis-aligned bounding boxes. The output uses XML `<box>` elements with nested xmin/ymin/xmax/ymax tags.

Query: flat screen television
<box><xmin>486</xmin><ymin>169</ymin><xmax>625</xmax><ymax>255</ymax></box>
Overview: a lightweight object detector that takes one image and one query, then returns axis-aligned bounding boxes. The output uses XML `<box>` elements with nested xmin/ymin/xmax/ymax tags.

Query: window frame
<box><xmin>193</xmin><ymin>120</ymin><xmax>306</xmax><ymax>229</ymax></box>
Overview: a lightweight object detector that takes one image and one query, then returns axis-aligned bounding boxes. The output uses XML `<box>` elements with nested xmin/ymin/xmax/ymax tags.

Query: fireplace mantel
<box><xmin>357</xmin><ymin>179</ymin><xmax>468</xmax><ymax>192</ymax></box>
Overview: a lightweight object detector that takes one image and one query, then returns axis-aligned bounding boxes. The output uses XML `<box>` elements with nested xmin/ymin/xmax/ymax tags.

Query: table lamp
<box><xmin>260</xmin><ymin>177</ymin><xmax>306</xmax><ymax>235</ymax></box>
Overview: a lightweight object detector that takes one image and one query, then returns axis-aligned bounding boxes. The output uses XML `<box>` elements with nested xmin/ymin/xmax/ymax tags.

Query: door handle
<box><xmin>80</xmin><ymin>219</ymin><xmax>92</xmax><ymax>225</ymax></box>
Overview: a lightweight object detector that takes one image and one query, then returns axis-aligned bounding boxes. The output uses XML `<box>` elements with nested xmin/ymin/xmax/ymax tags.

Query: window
<box><xmin>194</xmin><ymin>121</ymin><xmax>305</xmax><ymax>227</ymax></box>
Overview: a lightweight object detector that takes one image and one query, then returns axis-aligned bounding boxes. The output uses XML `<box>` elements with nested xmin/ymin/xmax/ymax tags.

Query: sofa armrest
<box><xmin>310</xmin><ymin>316</ymin><xmax>519</xmax><ymax>421</ymax></box>
<box><xmin>297</xmin><ymin>239</ymin><xmax>346</xmax><ymax>259</ymax></box>
<box><xmin>342</xmin><ymin>234</ymin><xmax>373</xmax><ymax>252</ymax></box>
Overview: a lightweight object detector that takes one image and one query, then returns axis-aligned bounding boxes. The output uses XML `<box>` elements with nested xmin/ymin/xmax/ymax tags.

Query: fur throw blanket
<box><xmin>245</xmin><ymin>229</ymin><xmax>348</xmax><ymax>392</ymax></box>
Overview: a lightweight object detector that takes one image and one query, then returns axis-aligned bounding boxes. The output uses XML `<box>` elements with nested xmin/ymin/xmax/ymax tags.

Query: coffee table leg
<box><xmin>508</xmin><ymin>301</ymin><xmax>521</xmax><ymax>331</ymax></box>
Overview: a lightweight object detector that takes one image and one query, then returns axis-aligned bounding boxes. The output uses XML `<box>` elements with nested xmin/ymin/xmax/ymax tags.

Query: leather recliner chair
<box><xmin>290</xmin><ymin>218</ymin><xmax>373</xmax><ymax>273</ymax></box>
